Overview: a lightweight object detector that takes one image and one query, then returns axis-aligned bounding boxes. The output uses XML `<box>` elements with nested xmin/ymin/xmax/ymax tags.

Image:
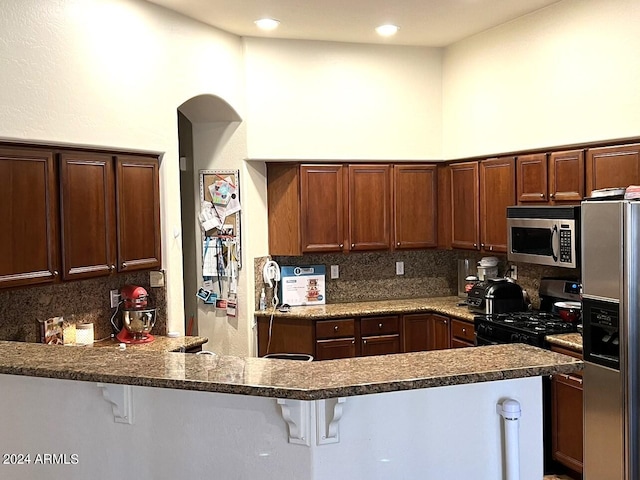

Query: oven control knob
<box><xmin>510</xmin><ymin>333</ymin><xmax>521</xmax><ymax>343</ymax></box>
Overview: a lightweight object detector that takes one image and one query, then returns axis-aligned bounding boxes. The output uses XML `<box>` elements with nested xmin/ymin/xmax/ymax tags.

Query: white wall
<box><xmin>0</xmin><ymin>0</ymin><xmax>247</xmax><ymax>339</ymax></box>
<box><xmin>244</xmin><ymin>38</ymin><xmax>443</xmax><ymax>160</ymax></box>
<box><xmin>0</xmin><ymin>373</ymin><xmax>543</xmax><ymax>480</ymax></box>
<box><xmin>443</xmin><ymin>0</ymin><xmax>640</xmax><ymax>159</ymax></box>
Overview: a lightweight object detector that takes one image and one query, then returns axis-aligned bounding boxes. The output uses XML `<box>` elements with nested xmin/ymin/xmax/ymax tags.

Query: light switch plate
<box><xmin>150</xmin><ymin>270</ymin><xmax>165</xmax><ymax>287</ymax></box>
<box><xmin>330</xmin><ymin>265</ymin><xmax>339</xmax><ymax>279</ymax></box>
<box><xmin>396</xmin><ymin>261</ymin><xmax>404</xmax><ymax>275</ymax></box>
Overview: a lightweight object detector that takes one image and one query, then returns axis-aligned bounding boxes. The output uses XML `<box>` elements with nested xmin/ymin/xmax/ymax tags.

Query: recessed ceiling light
<box><xmin>254</xmin><ymin>18</ymin><xmax>280</xmax><ymax>31</ymax></box>
<box><xmin>375</xmin><ymin>24</ymin><xmax>399</xmax><ymax>37</ymax></box>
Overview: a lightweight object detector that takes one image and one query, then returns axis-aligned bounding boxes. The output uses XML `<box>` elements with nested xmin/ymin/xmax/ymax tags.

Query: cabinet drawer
<box><xmin>360</xmin><ymin>316</ymin><xmax>399</xmax><ymax>336</ymax></box>
<box><xmin>316</xmin><ymin>319</ymin><xmax>355</xmax><ymax>339</ymax></box>
<box><xmin>451</xmin><ymin>319</ymin><xmax>475</xmax><ymax>343</ymax></box>
<box><xmin>315</xmin><ymin>338</ymin><xmax>356</xmax><ymax>361</ymax></box>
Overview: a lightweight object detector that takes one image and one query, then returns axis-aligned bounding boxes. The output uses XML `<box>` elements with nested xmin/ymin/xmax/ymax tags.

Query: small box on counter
<box><xmin>39</xmin><ymin>316</ymin><xmax>64</xmax><ymax>345</ymax></box>
<box><xmin>280</xmin><ymin>265</ymin><xmax>326</xmax><ymax>306</ymax></box>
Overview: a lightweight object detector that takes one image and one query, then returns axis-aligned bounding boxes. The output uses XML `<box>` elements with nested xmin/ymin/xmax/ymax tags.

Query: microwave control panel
<box><xmin>559</xmin><ymin>227</ymin><xmax>572</xmax><ymax>263</ymax></box>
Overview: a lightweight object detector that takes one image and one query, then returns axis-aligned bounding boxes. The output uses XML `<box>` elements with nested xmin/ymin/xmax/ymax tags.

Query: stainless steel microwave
<box><xmin>506</xmin><ymin>206</ymin><xmax>580</xmax><ymax>268</ymax></box>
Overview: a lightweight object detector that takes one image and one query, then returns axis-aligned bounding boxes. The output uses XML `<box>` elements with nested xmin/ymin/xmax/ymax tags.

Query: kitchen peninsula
<box><xmin>0</xmin><ymin>341</ymin><xmax>580</xmax><ymax>480</ymax></box>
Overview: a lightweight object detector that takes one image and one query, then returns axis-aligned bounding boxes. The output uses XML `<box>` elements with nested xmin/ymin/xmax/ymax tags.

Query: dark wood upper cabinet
<box><xmin>348</xmin><ymin>164</ymin><xmax>391</xmax><ymax>251</ymax></box>
<box><xmin>267</xmin><ymin>163</ymin><xmax>302</xmax><ymax>256</ymax></box>
<box><xmin>437</xmin><ymin>165</ymin><xmax>452</xmax><ymax>249</ymax></box>
<box><xmin>115</xmin><ymin>156</ymin><xmax>161</xmax><ymax>272</ymax></box>
<box><xmin>300</xmin><ymin>164</ymin><xmax>345</xmax><ymax>253</ymax></box>
<box><xmin>450</xmin><ymin>161</ymin><xmax>480</xmax><ymax>250</ymax></box>
<box><xmin>586</xmin><ymin>143</ymin><xmax>640</xmax><ymax>196</ymax></box>
<box><xmin>0</xmin><ymin>147</ymin><xmax>59</xmax><ymax>288</ymax></box>
<box><xmin>59</xmin><ymin>152</ymin><xmax>116</xmax><ymax>280</ymax></box>
<box><xmin>517</xmin><ymin>153</ymin><xmax>548</xmax><ymax>203</ymax></box>
<box><xmin>480</xmin><ymin>157</ymin><xmax>516</xmax><ymax>253</ymax></box>
<box><xmin>393</xmin><ymin>165</ymin><xmax>437</xmax><ymax>249</ymax></box>
<box><xmin>549</xmin><ymin>149</ymin><xmax>584</xmax><ymax>204</ymax></box>
<box><xmin>518</xmin><ymin>150</ymin><xmax>584</xmax><ymax>205</ymax></box>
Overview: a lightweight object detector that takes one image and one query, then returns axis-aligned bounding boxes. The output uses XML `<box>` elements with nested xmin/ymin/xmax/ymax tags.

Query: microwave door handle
<box><xmin>550</xmin><ymin>224</ymin><xmax>559</xmax><ymax>262</ymax></box>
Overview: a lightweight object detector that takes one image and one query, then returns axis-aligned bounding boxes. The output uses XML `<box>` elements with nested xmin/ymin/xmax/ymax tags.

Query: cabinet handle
<box><xmin>110</xmin><ymin>264</ymin><xmax>116</xmax><ymax>271</ymax></box>
<box><xmin>351</xmin><ymin>243</ymin><xmax>355</xmax><ymax>248</ymax></box>
<box><xmin>444</xmin><ymin>320</ymin><xmax>448</xmax><ymax>325</ymax></box>
<box><xmin>462</xmin><ymin>328</ymin><xmax>467</xmax><ymax>333</ymax></box>
<box><xmin>481</xmin><ymin>243</ymin><xmax>485</xmax><ymax>248</ymax></box>
<box><xmin>378</xmin><ymin>323</ymin><xmax>383</xmax><ymax>329</ymax></box>
<box><xmin>473</xmin><ymin>243</ymin><xmax>478</xmax><ymax>248</ymax></box>
<box><xmin>53</xmin><ymin>270</ymin><xmax>59</xmax><ymax>277</ymax></box>
<box><xmin>489</xmin><ymin>245</ymin><xmax>493</xmax><ymax>251</ymax></box>
<box><xmin>122</xmin><ymin>262</ymin><xmax>127</xmax><ymax>269</ymax></box>
<box><xmin>339</xmin><ymin>243</ymin><xmax>344</xmax><ymax>248</ymax></box>
<box><xmin>397</xmin><ymin>242</ymin><xmax>400</xmax><ymax>246</ymax></box>
<box><xmin>550</xmin><ymin>193</ymin><xmax>555</xmax><ymax>199</ymax></box>
<box><xmin>363</xmin><ymin>340</ymin><xmax>367</xmax><ymax>344</ymax></box>
<box><xmin>540</xmin><ymin>193</ymin><xmax>545</xmax><ymax>198</ymax></box>
<box><xmin>334</xmin><ymin>325</ymin><xmax>339</xmax><ymax>332</ymax></box>
<box><xmin>351</xmin><ymin>340</ymin><xmax>355</xmax><ymax>344</ymax></box>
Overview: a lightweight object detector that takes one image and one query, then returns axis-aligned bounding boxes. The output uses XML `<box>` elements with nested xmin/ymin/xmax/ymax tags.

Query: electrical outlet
<box><xmin>396</xmin><ymin>261</ymin><xmax>404</xmax><ymax>276</ymax></box>
<box><xmin>330</xmin><ymin>265</ymin><xmax>339</xmax><ymax>279</ymax></box>
<box><xmin>110</xmin><ymin>289</ymin><xmax>121</xmax><ymax>308</ymax></box>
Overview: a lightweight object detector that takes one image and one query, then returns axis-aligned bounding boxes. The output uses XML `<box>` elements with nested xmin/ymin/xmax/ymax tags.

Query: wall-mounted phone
<box><xmin>263</xmin><ymin>261</ymin><xmax>281</xmax><ymax>287</ymax></box>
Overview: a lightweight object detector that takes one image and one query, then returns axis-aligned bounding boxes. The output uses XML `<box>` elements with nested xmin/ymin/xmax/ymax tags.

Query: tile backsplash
<box><xmin>255</xmin><ymin>250</ymin><xmax>580</xmax><ymax>309</ymax></box>
<box><xmin>0</xmin><ymin>272</ymin><xmax>167</xmax><ymax>343</ymax></box>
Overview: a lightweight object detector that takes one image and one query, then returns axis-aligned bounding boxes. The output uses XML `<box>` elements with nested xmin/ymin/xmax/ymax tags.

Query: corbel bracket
<box><xmin>97</xmin><ymin>383</ymin><xmax>134</xmax><ymax>425</ymax></box>
<box><xmin>277</xmin><ymin>398</ymin><xmax>310</xmax><ymax>446</ymax></box>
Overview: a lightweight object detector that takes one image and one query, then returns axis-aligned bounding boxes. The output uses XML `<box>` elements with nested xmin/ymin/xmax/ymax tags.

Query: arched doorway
<box><xmin>176</xmin><ymin>94</ymin><xmax>242</xmax><ymax>335</ymax></box>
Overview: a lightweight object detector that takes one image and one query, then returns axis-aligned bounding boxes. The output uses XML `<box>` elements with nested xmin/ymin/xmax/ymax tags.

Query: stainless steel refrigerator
<box><xmin>582</xmin><ymin>199</ymin><xmax>640</xmax><ymax>480</ymax></box>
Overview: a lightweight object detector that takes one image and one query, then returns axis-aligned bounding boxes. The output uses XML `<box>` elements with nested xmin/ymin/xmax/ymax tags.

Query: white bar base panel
<box><xmin>0</xmin><ymin>374</ymin><xmax>542</xmax><ymax>480</ymax></box>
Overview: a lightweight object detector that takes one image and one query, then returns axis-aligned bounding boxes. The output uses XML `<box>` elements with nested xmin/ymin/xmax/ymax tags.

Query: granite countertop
<box><xmin>0</xmin><ymin>341</ymin><xmax>581</xmax><ymax>400</ymax></box>
<box><xmin>92</xmin><ymin>335</ymin><xmax>208</xmax><ymax>353</ymax></box>
<box><xmin>546</xmin><ymin>333</ymin><xmax>583</xmax><ymax>353</ymax></box>
<box><xmin>255</xmin><ymin>296</ymin><xmax>475</xmax><ymax>322</ymax></box>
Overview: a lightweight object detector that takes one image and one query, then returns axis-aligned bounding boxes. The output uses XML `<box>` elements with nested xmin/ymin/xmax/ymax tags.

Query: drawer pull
<box><xmin>540</xmin><ymin>193</ymin><xmax>545</xmax><ymax>198</ymax></box>
<box><xmin>378</xmin><ymin>323</ymin><xmax>383</xmax><ymax>329</ymax></box>
<box><xmin>462</xmin><ymin>328</ymin><xmax>466</xmax><ymax>333</ymax></box>
<box><xmin>443</xmin><ymin>320</ymin><xmax>448</xmax><ymax>325</ymax></box>
<box><xmin>334</xmin><ymin>325</ymin><xmax>339</xmax><ymax>332</ymax></box>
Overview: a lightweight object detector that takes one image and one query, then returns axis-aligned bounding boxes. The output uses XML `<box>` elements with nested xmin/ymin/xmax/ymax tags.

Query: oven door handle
<box><xmin>550</xmin><ymin>224</ymin><xmax>559</xmax><ymax>262</ymax></box>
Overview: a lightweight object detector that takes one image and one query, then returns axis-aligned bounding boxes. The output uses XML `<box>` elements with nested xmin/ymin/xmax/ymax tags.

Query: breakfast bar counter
<box><xmin>0</xmin><ymin>340</ymin><xmax>580</xmax><ymax>400</ymax></box>
<box><xmin>0</xmin><ymin>341</ymin><xmax>581</xmax><ymax>480</ymax></box>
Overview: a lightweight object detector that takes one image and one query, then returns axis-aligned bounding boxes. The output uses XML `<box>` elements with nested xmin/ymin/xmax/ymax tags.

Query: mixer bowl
<box><xmin>122</xmin><ymin>308</ymin><xmax>156</xmax><ymax>339</ymax></box>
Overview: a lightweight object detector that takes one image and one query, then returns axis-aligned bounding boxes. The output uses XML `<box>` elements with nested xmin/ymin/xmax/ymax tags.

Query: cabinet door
<box><xmin>437</xmin><ymin>165</ymin><xmax>452</xmax><ymax>249</ymax></box>
<box><xmin>428</xmin><ymin>314</ymin><xmax>450</xmax><ymax>350</ymax></box>
<box><xmin>361</xmin><ymin>334</ymin><xmax>400</xmax><ymax>357</ymax></box>
<box><xmin>316</xmin><ymin>338</ymin><xmax>356</xmax><ymax>360</ymax></box>
<box><xmin>257</xmin><ymin>316</ymin><xmax>314</xmax><ymax>357</ymax></box>
<box><xmin>266</xmin><ymin>163</ymin><xmax>301</xmax><ymax>256</ymax></box>
<box><xmin>393</xmin><ymin>165</ymin><xmax>437</xmax><ymax>249</ymax></box>
<box><xmin>450</xmin><ymin>161</ymin><xmax>479</xmax><ymax>250</ymax></box>
<box><xmin>450</xmin><ymin>319</ymin><xmax>475</xmax><ymax>348</ymax></box>
<box><xmin>479</xmin><ymin>157</ymin><xmax>516</xmax><ymax>253</ymax></box>
<box><xmin>115</xmin><ymin>156</ymin><xmax>161</xmax><ymax>272</ymax></box>
<box><xmin>551</xmin><ymin>373</ymin><xmax>584</xmax><ymax>474</ymax></box>
<box><xmin>549</xmin><ymin>149</ymin><xmax>584</xmax><ymax>204</ymax></box>
<box><xmin>516</xmin><ymin>153</ymin><xmax>548</xmax><ymax>203</ymax></box>
<box><xmin>59</xmin><ymin>152</ymin><xmax>116</xmax><ymax>280</ymax></box>
<box><xmin>348</xmin><ymin>164</ymin><xmax>391</xmax><ymax>251</ymax></box>
<box><xmin>300</xmin><ymin>165</ymin><xmax>345</xmax><ymax>253</ymax></box>
<box><xmin>0</xmin><ymin>147</ymin><xmax>59</xmax><ymax>288</ymax></box>
<box><xmin>586</xmin><ymin>144</ymin><xmax>640</xmax><ymax>196</ymax></box>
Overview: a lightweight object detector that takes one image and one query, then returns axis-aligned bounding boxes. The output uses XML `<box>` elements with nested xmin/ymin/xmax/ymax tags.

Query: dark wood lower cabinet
<box><xmin>361</xmin><ymin>334</ymin><xmax>400</xmax><ymax>356</ymax></box>
<box><xmin>257</xmin><ymin>312</ymin><xmax>473</xmax><ymax>360</ymax></box>
<box><xmin>550</xmin><ymin>346</ymin><xmax>583</xmax><ymax>477</ymax></box>
<box><xmin>315</xmin><ymin>338</ymin><xmax>356</xmax><ymax>360</ymax></box>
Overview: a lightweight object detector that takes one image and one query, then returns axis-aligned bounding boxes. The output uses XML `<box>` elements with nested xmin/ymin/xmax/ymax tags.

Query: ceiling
<box><xmin>145</xmin><ymin>0</ymin><xmax>562</xmax><ymax>47</ymax></box>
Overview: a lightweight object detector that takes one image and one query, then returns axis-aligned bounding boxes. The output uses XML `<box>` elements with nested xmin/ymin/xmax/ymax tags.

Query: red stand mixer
<box><xmin>116</xmin><ymin>285</ymin><xmax>156</xmax><ymax>344</ymax></box>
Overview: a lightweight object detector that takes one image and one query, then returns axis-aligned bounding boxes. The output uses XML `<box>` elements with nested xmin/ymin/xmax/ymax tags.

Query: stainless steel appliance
<box><xmin>474</xmin><ymin>278</ymin><xmax>580</xmax><ymax>347</ymax></box>
<box><xmin>581</xmin><ymin>199</ymin><xmax>640</xmax><ymax>480</ymax></box>
<box><xmin>507</xmin><ymin>205</ymin><xmax>580</xmax><ymax>268</ymax></box>
<box><xmin>466</xmin><ymin>278</ymin><xmax>527</xmax><ymax>314</ymax></box>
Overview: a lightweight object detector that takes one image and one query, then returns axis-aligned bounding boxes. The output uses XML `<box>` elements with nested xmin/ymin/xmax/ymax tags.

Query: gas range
<box><xmin>474</xmin><ymin>311</ymin><xmax>578</xmax><ymax>348</ymax></box>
